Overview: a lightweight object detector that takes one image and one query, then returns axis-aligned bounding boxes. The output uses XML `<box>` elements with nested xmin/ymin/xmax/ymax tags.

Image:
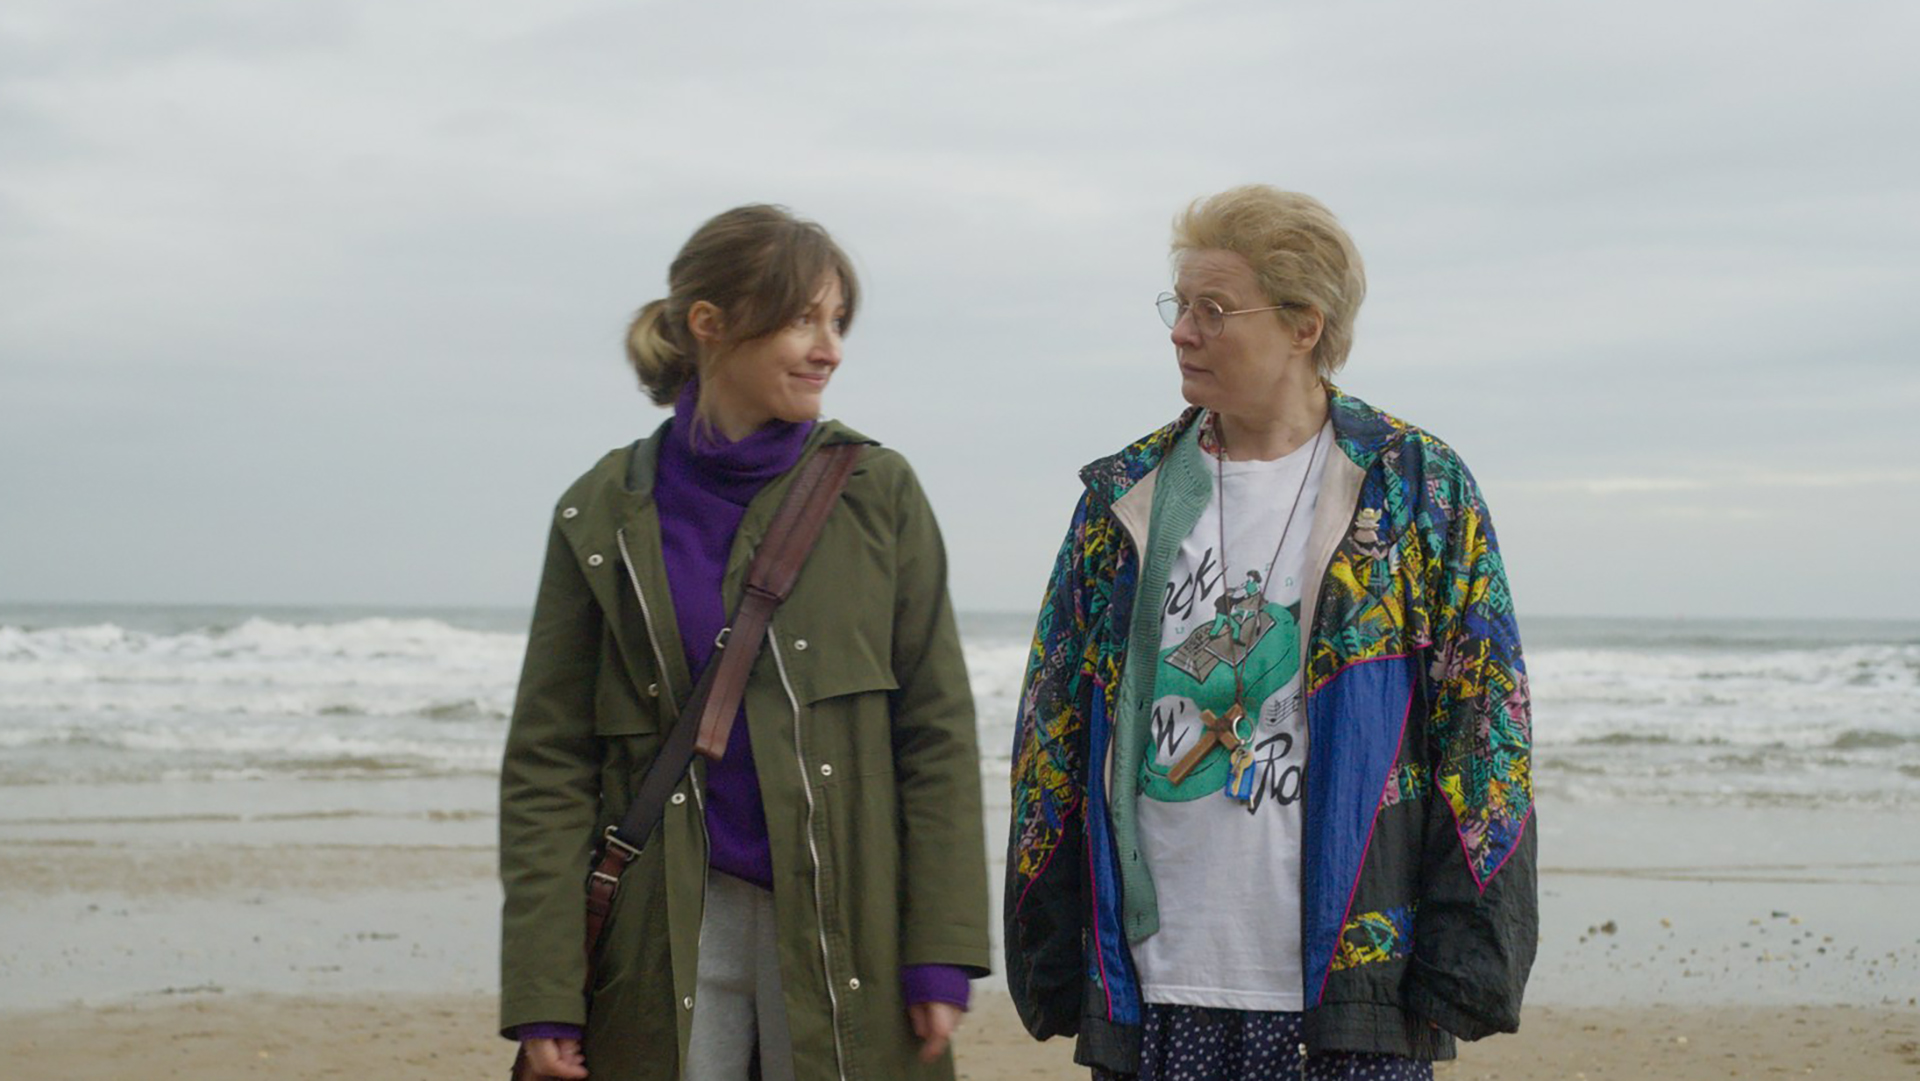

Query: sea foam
<box><xmin>2</xmin><ymin>615</ymin><xmax>1914</xmax><ymax>805</ymax></box>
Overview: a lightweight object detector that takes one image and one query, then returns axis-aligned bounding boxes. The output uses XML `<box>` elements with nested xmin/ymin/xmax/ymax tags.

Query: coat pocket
<box><xmin>781</xmin><ymin>623</ymin><xmax>898</xmax><ymax>709</ymax></box>
<box><xmin>786</xmin><ymin>634</ymin><xmax>899</xmax><ymax>782</ymax></box>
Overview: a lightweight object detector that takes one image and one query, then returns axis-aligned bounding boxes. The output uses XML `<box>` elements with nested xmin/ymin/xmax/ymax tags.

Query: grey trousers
<box><xmin>684</xmin><ymin>872</ymin><xmax>796</xmax><ymax>1081</ymax></box>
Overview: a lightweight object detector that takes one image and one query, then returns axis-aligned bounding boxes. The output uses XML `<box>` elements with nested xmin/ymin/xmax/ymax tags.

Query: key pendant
<box><xmin>1224</xmin><ymin>745</ymin><xmax>1256</xmax><ymax>803</ymax></box>
<box><xmin>1168</xmin><ymin>702</ymin><xmax>1247</xmax><ymax>786</ymax></box>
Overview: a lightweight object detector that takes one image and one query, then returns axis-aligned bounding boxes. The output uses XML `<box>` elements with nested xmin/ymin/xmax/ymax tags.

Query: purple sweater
<box><xmin>655</xmin><ymin>385</ymin><xmax>809</xmax><ymax>890</ymax></box>
<box><xmin>514</xmin><ymin>389</ymin><xmax>965</xmax><ymax>1044</ymax></box>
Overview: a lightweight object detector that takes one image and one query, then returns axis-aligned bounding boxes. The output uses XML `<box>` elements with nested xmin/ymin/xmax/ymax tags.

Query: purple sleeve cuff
<box><xmin>901</xmin><ymin>963</ymin><xmax>971</xmax><ymax>1010</ymax></box>
<box><xmin>514</xmin><ymin>1022</ymin><xmax>584</xmax><ymax>1043</ymax></box>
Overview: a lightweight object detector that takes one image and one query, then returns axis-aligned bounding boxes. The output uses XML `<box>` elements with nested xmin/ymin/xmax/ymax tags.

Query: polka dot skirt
<box><xmin>1091</xmin><ymin>1003</ymin><xmax>1433</xmax><ymax>1081</ymax></box>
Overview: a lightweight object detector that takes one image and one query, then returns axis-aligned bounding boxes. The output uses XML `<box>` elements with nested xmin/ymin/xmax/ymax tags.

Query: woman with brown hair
<box><xmin>501</xmin><ymin>204</ymin><xmax>989</xmax><ymax>1080</ymax></box>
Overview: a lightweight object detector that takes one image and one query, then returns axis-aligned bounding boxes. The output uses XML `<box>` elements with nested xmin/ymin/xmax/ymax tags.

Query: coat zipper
<box><xmin>616</xmin><ymin>528</ymin><xmax>701</xmax><ymax>808</ymax></box>
<box><xmin>768</xmin><ymin>626</ymin><xmax>849</xmax><ymax>1081</ymax></box>
<box><xmin>614</xmin><ymin>527</ymin><xmax>710</xmax><ymax>1006</ymax></box>
<box><xmin>616</xmin><ymin>527</ymin><xmax>679</xmax><ymax>706</ymax></box>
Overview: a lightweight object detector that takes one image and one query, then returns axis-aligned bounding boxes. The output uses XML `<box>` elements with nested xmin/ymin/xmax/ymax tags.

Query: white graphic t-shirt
<box><xmin>1133</xmin><ymin>421</ymin><xmax>1330</xmax><ymax>1011</ymax></box>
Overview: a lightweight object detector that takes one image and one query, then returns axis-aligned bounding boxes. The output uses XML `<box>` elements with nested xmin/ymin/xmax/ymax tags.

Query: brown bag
<box><xmin>508</xmin><ymin>443</ymin><xmax>865</xmax><ymax>1081</ymax></box>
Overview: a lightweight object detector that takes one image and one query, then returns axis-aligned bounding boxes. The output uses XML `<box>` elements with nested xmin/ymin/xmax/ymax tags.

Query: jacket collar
<box><xmin>1080</xmin><ymin>385</ymin><xmax>1407</xmax><ymax>506</ymax></box>
<box><xmin>623</xmin><ymin>415</ymin><xmax>874</xmax><ymax>497</ymax></box>
<box><xmin>1326</xmin><ymin>386</ymin><xmax>1410</xmax><ymax>472</ymax></box>
<box><xmin>1077</xmin><ymin>406</ymin><xmax>1202</xmax><ymax>507</ymax></box>
<box><xmin>581</xmin><ymin>415</ymin><xmax>876</xmax><ymax>706</ymax></box>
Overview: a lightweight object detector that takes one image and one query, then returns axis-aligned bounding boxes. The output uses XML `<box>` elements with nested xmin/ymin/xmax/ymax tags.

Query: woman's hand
<box><xmin>522</xmin><ymin>1036</ymin><xmax>589</xmax><ymax>1079</ymax></box>
<box><xmin>907</xmin><ymin>1002</ymin><xmax>962</xmax><ymax>1063</ymax></box>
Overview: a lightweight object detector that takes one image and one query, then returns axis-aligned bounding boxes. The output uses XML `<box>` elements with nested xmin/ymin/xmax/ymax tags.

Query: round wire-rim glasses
<box><xmin>1156</xmin><ymin>292</ymin><xmax>1301</xmax><ymax>337</ymax></box>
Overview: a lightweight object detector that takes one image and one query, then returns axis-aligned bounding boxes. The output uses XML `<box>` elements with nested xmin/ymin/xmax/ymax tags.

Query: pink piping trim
<box><xmin>1087</xmin><ymin>827</ymin><xmax>1115</xmax><ymax>1020</ymax></box>
<box><xmin>1012</xmin><ymin>808</ymin><xmax>1072</xmax><ymax>918</ymax></box>
<box><xmin>1483</xmin><ymin>805</ymin><xmax>1536</xmax><ymax>884</ymax></box>
<box><xmin>1447</xmin><ymin>797</ymin><xmax>1536</xmax><ymax>895</ymax></box>
<box><xmin>1087</xmin><ymin>673</ymin><xmax>1117</xmax><ymax>1020</ymax></box>
<box><xmin>1305</xmin><ymin>652</ymin><xmax>1412</xmax><ymax>699</ymax></box>
<box><xmin>1012</xmin><ymin>675</ymin><xmax>1098</xmax><ymax>918</ymax></box>
<box><xmin>1308</xmin><ymin>650</ymin><xmax>1536</xmax><ymax>895</ymax></box>
<box><xmin>1313</xmin><ymin>681</ymin><xmax>1416</xmax><ymax>1006</ymax></box>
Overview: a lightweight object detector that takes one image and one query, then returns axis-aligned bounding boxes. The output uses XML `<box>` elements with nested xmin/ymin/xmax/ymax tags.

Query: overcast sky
<box><xmin>3</xmin><ymin>0</ymin><xmax>1915</xmax><ymax>620</ymax></box>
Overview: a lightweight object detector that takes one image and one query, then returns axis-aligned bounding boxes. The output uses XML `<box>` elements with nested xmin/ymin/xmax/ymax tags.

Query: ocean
<box><xmin>1</xmin><ymin>603</ymin><xmax>1916</xmax><ymax>810</ymax></box>
<box><xmin>4</xmin><ymin>601</ymin><xmax>1918</xmax><ymax>1013</ymax></box>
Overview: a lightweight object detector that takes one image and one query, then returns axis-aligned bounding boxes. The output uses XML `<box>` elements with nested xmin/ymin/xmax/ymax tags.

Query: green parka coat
<box><xmin>499</xmin><ymin>420</ymin><xmax>992</xmax><ymax>1081</ymax></box>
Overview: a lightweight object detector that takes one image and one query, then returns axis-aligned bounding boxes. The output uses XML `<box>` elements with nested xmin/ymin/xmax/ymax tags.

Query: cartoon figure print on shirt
<box><xmin>1141</xmin><ymin>554</ymin><xmax>1306</xmax><ymax>813</ymax></box>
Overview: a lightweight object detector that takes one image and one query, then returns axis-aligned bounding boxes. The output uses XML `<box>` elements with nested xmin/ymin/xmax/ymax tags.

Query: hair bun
<box><xmin>625</xmin><ymin>298</ymin><xmax>694</xmax><ymax>406</ymax></box>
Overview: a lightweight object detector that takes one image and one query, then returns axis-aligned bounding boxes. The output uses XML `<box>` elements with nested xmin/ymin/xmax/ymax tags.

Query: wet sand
<box><xmin>3</xmin><ymin>775</ymin><xmax>1918</xmax><ymax>1077</ymax></box>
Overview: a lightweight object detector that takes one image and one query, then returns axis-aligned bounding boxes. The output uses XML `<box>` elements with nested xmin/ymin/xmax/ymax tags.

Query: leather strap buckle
<box><xmin>601</xmin><ymin>825</ymin><xmax>643</xmax><ymax>862</ymax></box>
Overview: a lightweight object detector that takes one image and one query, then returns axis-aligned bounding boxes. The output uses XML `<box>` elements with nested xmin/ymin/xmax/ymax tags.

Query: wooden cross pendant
<box><xmin>1167</xmin><ymin>702</ymin><xmax>1246</xmax><ymax>785</ymax></box>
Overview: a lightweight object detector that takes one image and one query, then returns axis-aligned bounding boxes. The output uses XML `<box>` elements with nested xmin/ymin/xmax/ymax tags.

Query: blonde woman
<box><xmin>501</xmin><ymin>205</ymin><xmax>989</xmax><ymax>1080</ymax></box>
<box><xmin>1005</xmin><ymin>187</ymin><xmax>1535</xmax><ymax>1080</ymax></box>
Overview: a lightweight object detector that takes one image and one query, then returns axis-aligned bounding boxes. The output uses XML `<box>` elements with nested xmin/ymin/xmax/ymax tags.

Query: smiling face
<box><xmin>697</xmin><ymin>274</ymin><xmax>847</xmax><ymax>439</ymax></box>
<box><xmin>1169</xmin><ymin>248</ymin><xmax>1317</xmax><ymax>415</ymax></box>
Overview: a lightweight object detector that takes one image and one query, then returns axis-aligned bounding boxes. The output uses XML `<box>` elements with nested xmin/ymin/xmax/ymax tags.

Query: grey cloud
<box><xmin>2</xmin><ymin>0</ymin><xmax>1916</xmax><ymax>619</ymax></box>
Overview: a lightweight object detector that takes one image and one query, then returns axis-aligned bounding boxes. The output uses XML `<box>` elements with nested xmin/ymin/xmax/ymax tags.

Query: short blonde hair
<box><xmin>625</xmin><ymin>204</ymin><xmax>859</xmax><ymax>406</ymax></box>
<box><xmin>1171</xmin><ymin>186</ymin><xmax>1366</xmax><ymax>376</ymax></box>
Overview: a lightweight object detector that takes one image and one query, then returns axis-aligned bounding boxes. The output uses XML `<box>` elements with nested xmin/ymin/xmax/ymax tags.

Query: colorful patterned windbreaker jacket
<box><xmin>1004</xmin><ymin>389</ymin><xmax>1536</xmax><ymax>1071</ymax></box>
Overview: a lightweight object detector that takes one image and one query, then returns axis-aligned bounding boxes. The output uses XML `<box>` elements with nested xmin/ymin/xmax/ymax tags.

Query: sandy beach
<box><xmin>4</xmin><ymin>772</ymin><xmax>1918</xmax><ymax>1079</ymax></box>
<box><xmin>4</xmin><ymin>991</ymin><xmax>1919</xmax><ymax>1080</ymax></box>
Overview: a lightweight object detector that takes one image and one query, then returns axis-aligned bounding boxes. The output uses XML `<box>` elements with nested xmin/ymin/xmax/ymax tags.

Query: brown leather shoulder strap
<box><xmin>580</xmin><ymin>442</ymin><xmax>865</xmax><ymax>964</ymax></box>
<box><xmin>690</xmin><ymin>442</ymin><xmax>863</xmax><ymax>758</ymax></box>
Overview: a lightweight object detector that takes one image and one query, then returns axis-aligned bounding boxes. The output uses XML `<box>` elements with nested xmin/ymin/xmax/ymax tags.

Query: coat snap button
<box><xmin>671</xmin><ymin>792</ymin><xmax>686</xmax><ymax>805</ymax></box>
<box><xmin>648</xmin><ymin>683</ymin><xmax>659</xmax><ymax>697</ymax></box>
<box><xmin>819</xmin><ymin>763</ymin><xmax>833</xmax><ymax>777</ymax></box>
<box><xmin>793</xmin><ymin>638</ymin><xmax>808</xmax><ymax>651</ymax></box>
<box><xmin>847</xmin><ymin>977</ymin><xmax>860</xmax><ymax>990</ymax></box>
<box><xmin>683</xmin><ymin>996</ymin><xmax>694</xmax><ymax>1010</ymax></box>
<box><xmin>561</xmin><ymin>507</ymin><xmax>579</xmax><ymax>519</ymax></box>
<box><xmin>587</xmin><ymin>554</ymin><xmax>604</xmax><ymax>567</ymax></box>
